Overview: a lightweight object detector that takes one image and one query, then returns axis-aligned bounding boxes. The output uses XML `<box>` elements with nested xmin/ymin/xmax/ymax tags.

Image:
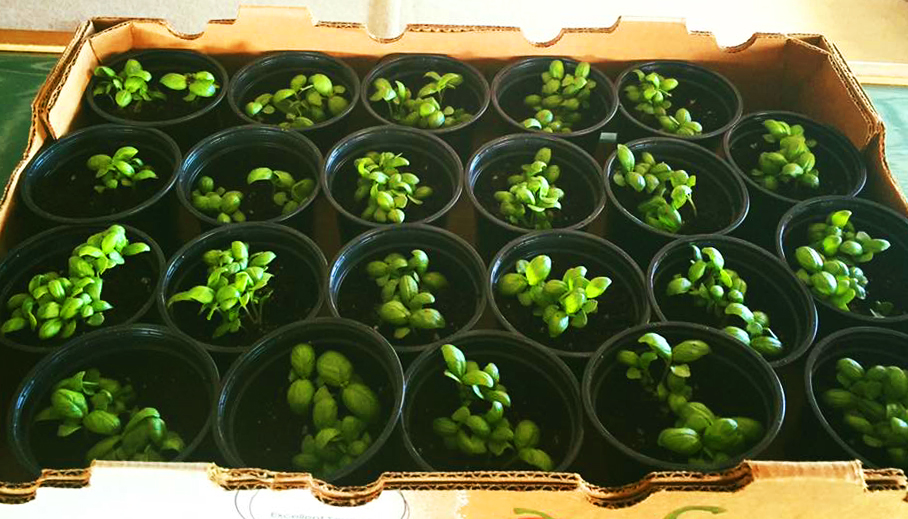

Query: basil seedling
<box><xmin>87</xmin><ymin>146</ymin><xmax>157</xmax><ymax>193</ymax></box>
<box><xmin>497</xmin><ymin>254</ymin><xmax>611</xmax><ymax>338</ymax></box>
<box><xmin>34</xmin><ymin>368</ymin><xmax>185</xmax><ymax>463</ymax></box>
<box><xmin>623</xmin><ymin>69</ymin><xmax>702</xmax><ymax>136</ymax></box>
<box><xmin>612</xmin><ymin>145</ymin><xmax>697</xmax><ymax>233</ymax></box>
<box><xmin>666</xmin><ymin>245</ymin><xmax>782</xmax><ymax>358</ymax></box>
<box><xmin>287</xmin><ymin>344</ymin><xmax>382</xmax><ymax>476</ymax></box>
<box><xmin>618</xmin><ymin>333</ymin><xmax>764</xmax><ymax>464</ymax></box>
<box><xmin>494</xmin><ymin>147</ymin><xmax>564</xmax><ymax>230</ymax></box>
<box><xmin>92</xmin><ymin>59</ymin><xmax>219</xmax><ymax>111</ymax></box>
<box><xmin>353</xmin><ymin>151</ymin><xmax>433</xmax><ymax>224</ymax></box>
<box><xmin>750</xmin><ymin>119</ymin><xmax>820</xmax><ymax>191</ymax></box>
<box><xmin>370</xmin><ymin>71</ymin><xmax>472</xmax><ymax>129</ymax></box>
<box><xmin>432</xmin><ymin>344</ymin><xmax>553</xmax><ymax>470</ymax></box>
<box><xmin>245</xmin><ymin>73</ymin><xmax>350</xmax><ymax>129</ymax></box>
<box><xmin>521</xmin><ymin>60</ymin><xmax>596</xmax><ymax>133</ymax></box>
<box><xmin>793</xmin><ymin>210</ymin><xmax>894</xmax><ymax>314</ymax></box>
<box><xmin>1</xmin><ymin>225</ymin><xmax>150</xmax><ymax>340</ymax></box>
<box><xmin>166</xmin><ymin>242</ymin><xmax>276</xmax><ymax>338</ymax></box>
<box><xmin>159</xmin><ymin>70</ymin><xmax>220</xmax><ymax>101</ymax></box>
<box><xmin>92</xmin><ymin>59</ymin><xmax>165</xmax><ymax>110</ymax></box>
<box><xmin>367</xmin><ymin>249</ymin><xmax>447</xmax><ymax>339</ymax></box>
<box><xmin>822</xmin><ymin>357</ymin><xmax>908</xmax><ymax>468</ymax></box>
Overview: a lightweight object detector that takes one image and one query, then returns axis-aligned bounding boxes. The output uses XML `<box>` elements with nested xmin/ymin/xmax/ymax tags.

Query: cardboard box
<box><xmin>1</xmin><ymin>7</ymin><xmax>907</xmax><ymax>516</ymax></box>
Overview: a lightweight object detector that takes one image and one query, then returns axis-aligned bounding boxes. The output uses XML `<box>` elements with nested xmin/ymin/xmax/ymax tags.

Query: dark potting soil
<box><xmin>336</xmin><ymin>250</ymin><xmax>480</xmax><ymax>347</ymax></box>
<box><xmin>33</xmin><ymin>149</ymin><xmax>171</xmax><ymax>218</ymax></box>
<box><xmin>92</xmin><ymin>62</ymin><xmax>218</xmax><ymax>122</ymax></box>
<box><xmin>190</xmin><ymin>146</ymin><xmax>317</xmax><ymax>221</ymax></box>
<box><xmin>622</xmin><ymin>82</ymin><xmax>727</xmax><ymax>135</ymax></box>
<box><xmin>500</xmin><ymin>82</ymin><xmax>608</xmax><ymax>134</ymax></box>
<box><xmin>495</xmin><ymin>252</ymin><xmax>638</xmax><ymax>353</ymax></box>
<box><xmin>595</xmin><ymin>355</ymin><xmax>766</xmax><ymax>463</ymax></box>
<box><xmin>231</xmin><ymin>346</ymin><xmax>394</xmax><ymax>472</ymax></box>
<box><xmin>332</xmin><ymin>154</ymin><xmax>453</xmax><ymax>222</ymax></box>
<box><xmin>730</xmin><ymin>132</ymin><xmax>854</xmax><ymax>200</ymax></box>
<box><xmin>653</xmin><ymin>255</ymin><xmax>800</xmax><ymax>360</ymax></box>
<box><xmin>473</xmin><ymin>158</ymin><xmax>596</xmax><ymax>230</ymax></box>
<box><xmin>28</xmin><ymin>350</ymin><xmax>210</xmax><ymax>469</ymax></box>
<box><xmin>168</xmin><ymin>255</ymin><xmax>318</xmax><ymax>349</ymax></box>
<box><xmin>607</xmin><ymin>156</ymin><xmax>735</xmax><ymax>235</ymax></box>
<box><xmin>408</xmin><ymin>355</ymin><xmax>572</xmax><ymax>470</ymax></box>
<box><xmin>0</xmin><ymin>253</ymin><xmax>157</xmax><ymax>348</ymax></box>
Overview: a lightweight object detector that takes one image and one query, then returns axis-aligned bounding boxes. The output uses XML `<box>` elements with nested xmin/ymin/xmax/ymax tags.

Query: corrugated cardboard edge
<box><xmin>1</xmin><ymin>461</ymin><xmax>905</xmax><ymax>506</ymax></box>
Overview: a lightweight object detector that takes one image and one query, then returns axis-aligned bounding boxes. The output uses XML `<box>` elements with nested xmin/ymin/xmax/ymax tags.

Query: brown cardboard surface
<box><xmin>1</xmin><ymin>461</ymin><xmax>907</xmax><ymax>516</ymax></box>
<box><xmin>2</xmin><ymin>6</ymin><xmax>908</xmax><ymax>514</ymax></box>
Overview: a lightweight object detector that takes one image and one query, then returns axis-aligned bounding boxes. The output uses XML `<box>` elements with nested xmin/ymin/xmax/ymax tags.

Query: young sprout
<box><xmin>33</xmin><ymin>368</ymin><xmax>185</xmax><ymax>462</ymax></box>
<box><xmin>190</xmin><ymin>169</ymin><xmax>316</xmax><ymax>224</ymax></box>
<box><xmin>617</xmin><ymin>333</ymin><xmax>764</xmax><ymax>464</ymax></box>
<box><xmin>159</xmin><ymin>70</ymin><xmax>221</xmax><ymax>102</ymax></box>
<box><xmin>793</xmin><ymin>210</ymin><xmax>893</xmax><ymax>313</ymax></box>
<box><xmin>497</xmin><ymin>254</ymin><xmax>611</xmax><ymax>338</ymax></box>
<box><xmin>287</xmin><ymin>344</ymin><xmax>382</xmax><ymax>477</ymax></box>
<box><xmin>666</xmin><ymin>245</ymin><xmax>782</xmax><ymax>358</ymax></box>
<box><xmin>822</xmin><ymin>357</ymin><xmax>908</xmax><ymax>468</ymax></box>
<box><xmin>494</xmin><ymin>147</ymin><xmax>564</xmax><ymax>230</ymax></box>
<box><xmin>750</xmin><ymin>119</ymin><xmax>820</xmax><ymax>191</ymax></box>
<box><xmin>245</xmin><ymin>73</ymin><xmax>350</xmax><ymax>129</ymax></box>
<box><xmin>366</xmin><ymin>250</ymin><xmax>447</xmax><ymax>339</ymax></box>
<box><xmin>521</xmin><ymin>60</ymin><xmax>596</xmax><ymax>134</ymax></box>
<box><xmin>92</xmin><ymin>59</ymin><xmax>165</xmax><ymax>110</ymax></box>
<box><xmin>166</xmin><ymin>242</ymin><xmax>276</xmax><ymax>338</ymax></box>
<box><xmin>612</xmin><ymin>144</ymin><xmax>697</xmax><ymax>233</ymax></box>
<box><xmin>1</xmin><ymin>225</ymin><xmax>150</xmax><ymax>341</ymax></box>
<box><xmin>370</xmin><ymin>71</ymin><xmax>472</xmax><ymax>129</ymax></box>
<box><xmin>87</xmin><ymin>146</ymin><xmax>157</xmax><ymax>193</ymax></box>
<box><xmin>353</xmin><ymin>151</ymin><xmax>433</xmax><ymax>224</ymax></box>
<box><xmin>191</xmin><ymin>176</ymin><xmax>246</xmax><ymax>224</ymax></box>
<box><xmin>247</xmin><ymin>167</ymin><xmax>316</xmax><ymax>217</ymax></box>
<box><xmin>432</xmin><ymin>343</ymin><xmax>553</xmax><ymax>470</ymax></box>
<box><xmin>623</xmin><ymin>69</ymin><xmax>702</xmax><ymax>137</ymax></box>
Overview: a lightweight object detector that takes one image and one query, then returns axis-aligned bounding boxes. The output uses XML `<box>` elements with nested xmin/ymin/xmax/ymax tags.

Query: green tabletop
<box><xmin>0</xmin><ymin>52</ymin><xmax>59</xmax><ymax>187</ymax></box>
<box><xmin>0</xmin><ymin>52</ymin><xmax>906</xmax><ymax>194</ymax></box>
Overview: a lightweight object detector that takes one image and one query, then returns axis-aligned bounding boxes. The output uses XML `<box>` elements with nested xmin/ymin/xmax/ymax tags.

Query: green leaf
<box><xmin>525</xmin><ymin>255</ymin><xmax>552</xmax><ymax>286</ymax></box>
<box><xmin>638</xmin><ymin>333</ymin><xmax>672</xmax><ymax>361</ymax></box>
<box><xmin>461</xmin><ymin>370</ymin><xmax>495</xmax><ymax>388</ymax></box>
<box><xmin>159</xmin><ymin>73</ymin><xmax>188</xmax><ymax>91</ymax></box>
<box><xmin>441</xmin><ymin>344</ymin><xmax>467</xmax><ymax>378</ymax></box>
<box><xmin>725</xmin><ymin>303</ymin><xmax>754</xmax><ymax>323</ymax></box>
<box><xmin>670</xmin><ymin>364</ymin><xmax>691</xmax><ymax>378</ymax></box>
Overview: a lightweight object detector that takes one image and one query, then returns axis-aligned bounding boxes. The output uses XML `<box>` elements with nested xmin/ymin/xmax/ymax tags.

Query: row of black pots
<box><xmin>4</xmin><ymin>193</ymin><xmax>908</xmax><ymax>362</ymax></box>
<box><xmin>11</xmin><ymin>315</ymin><xmax>904</xmax><ymax>485</ymax></box>
<box><xmin>5</xmin><ymin>318</ymin><xmax>772</xmax><ymax>484</ymax></box>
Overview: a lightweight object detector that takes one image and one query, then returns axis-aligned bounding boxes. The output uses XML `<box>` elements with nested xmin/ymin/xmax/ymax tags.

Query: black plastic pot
<box><xmin>615</xmin><ymin>61</ymin><xmax>743</xmax><ymax>148</ymax></box>
<box><xmin>466</xmin><ymin>133</ymin><xmax>607</xmax><ymax>261</ymax></box>
<box><xmin>227</xmin><ymin>51</ymin><xmax>361</xmax><ymax>153</ymax></box>
<box><xmin>360</xmin><ymin>53</ymin><xmax>490</xmax><ymax>158</ymax></box>
<box><xmin>776</xmin><ymin>196</ymin><xmax>908</xmax><ymax>335</ymax></box>
<box><xmin>647</xmin><ymin>235</ymin><xmax>817</xmax><ymax>369</ymax></box>
<box><xmin>401</xmin><ymin>330</ymin><xmax>583</xmax><ymax>471</ymax></box>
<box><xmin>583</xmin><ymin>321</ymin><xmax>784</xmax><ymax>478</ymax></box>
<box><xmin>0</xmin><ymin>224</ymin><xmax>165</xmax><ymax>355</ymax></box>
<box><xmin>321</xmin><ymin>126</ymin><xmax>463</xmax><ymax>241</ymax></box>
<box><xmin>175</xmin><ymin>125</ymin><xmax>322</xmax><ymax>238</ymax></box>
<box><xmin>327</xmin><ymin>224</ymin><xmax>487</xmax><ymax>357</ymax></box>
<box><xmin>488</xmin><ymin>230</ymin><xmax>650</xmax><ymax>366</ymax></box>
<box><xmin>603</xmin><ymin>137</ymin><xmax>749</xmax><ymax>267</ymax></box>
<box><xmin>214</xmin><ymin>318</ymin><xmax>404</xmax><ymax>484</ymax></box>
<box><xmin>19</xmin><ymin>125</ymin><xmax>182</xmax><ymax>250</ymax></box>
<box><xmin>84</xmin><ymin>49</ymin><xmax>229</xmax><ymax>151</ymax></box>
<box><xmin>725</xmin><ymin>111</ymin><xmax>867</xmax><ymax>249</ymax></box>
<box><xmin>491</xmin><ymin>57</ymin><xmax>618</xmax><ymax>154</ymax></box>
<box><xmin>804</xmin><ymin>327</ymin><xmax>908</xmax><ymax>467</ymax></box>
<box><xmin>157</xmin><ymin>223</ymin><xmax>327</xmax><ymax>359</ymax></box>
<box><xmin>8</xmin><ymin>324</ymin><xmax>219</xmax><ymax>477</ymax></box>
